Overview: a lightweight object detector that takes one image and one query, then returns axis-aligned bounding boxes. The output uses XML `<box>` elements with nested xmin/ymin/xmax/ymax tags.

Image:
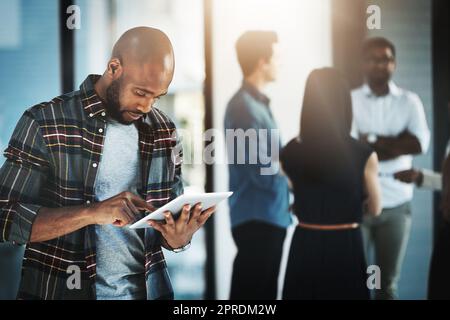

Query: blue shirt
<box><xmin>94</xmin><ymin>119</ymin><xmax>146</xmax><ymax>300</ymax></box>
<box><xmin>224</xmin><ymin>82</ymin><xmax>291</xmax><ymax>228</ymax></box>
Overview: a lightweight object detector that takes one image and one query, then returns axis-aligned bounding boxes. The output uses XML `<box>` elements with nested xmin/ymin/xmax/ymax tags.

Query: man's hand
<box><xmin>148</xmin><ymin>203</ymin><xmax>215</xmax><ymax>249</ymax></box>
<box><xmin>394</xmin><ymin>169</ymin><xmax>423</xmax><ymax>185</ymax></box>
<box><xmin>359</xmin><ymin>133</ymin><xmax>394</xmax><ymax>160</ymax></box>
<box><xmin>89</xmin><ymin>191</ymin><xmax>155</xmax><ymax>227</ymax></box>
<box><xmin>360</xmin><ymin>130</ymin><xmax>422</xmax><ymax>161</ymax></box>
<box><xmin>359</xmin><ymin>133</ymin><xmax>369</xmax><ymax>144</ymax></box>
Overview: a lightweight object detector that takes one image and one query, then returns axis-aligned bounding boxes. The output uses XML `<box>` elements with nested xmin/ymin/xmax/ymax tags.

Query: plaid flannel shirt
<box><xmin>0</xmin><ymin>75</ymin><xmax>183</xmax><ymax>299</ymax></box>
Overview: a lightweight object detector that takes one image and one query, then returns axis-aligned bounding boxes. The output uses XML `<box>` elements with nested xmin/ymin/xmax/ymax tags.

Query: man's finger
<box><xmin>395</xmin><ymin>176</ymin><xmax>408</xmax><ymax>183</ymax></box>
<box><xmin>125</xmin><ymin>198</ymin><xmax>140</xmax><ymax>215</ymax></box>
<box><xmin>128</xmin><ymin>193</ymin><xmax>155</xmax><ymax>212</ymax></box>
<box><xmin>393</xmin><ymin>172</ymin><xmax>404</xmax><ymax>179</ymax></box>
<box><xmin>123</xmin><ymin>199</ymin><xmax>142</xmax><ymax>224</ymax></box>
<box><xmin>197</xmin><ymin>208</ymin><xmax>215</xmax><ymax>225</ymax></box>
<box><xmin>120</xmin><ymin>206</ymin><xmax>134</xmax><ymax>224</ymax></box>
<box><xmin>201</xmin><ymin>206</ymin><xmax>216</xmax><ymax>216</ymax></box>
<box><xmin>197</xmin><ymin>212</ymin><xmax>213</xmax><ymax>226</ymax></box>
<box><xmin>116</xmin><ymin>198</ymin><xmax>134</xmax><ymax>222</ymax></box>
<box><xmin>148</xmin><ymin>220</ymin><xmax>166</xmax><ymax>234</ymax></box>
<box><xmin>164</xmin><ymin>211</ymin><xmax>175</xmax><ymax>227</ymax></box>
<box><xmin>394</xmin><ymin>172</ymin><xmax>412</xmax><ymax>183</ymax></box>
<box><xmin>180</xmin><ymin>204</ymin><xmax>191</xmax><ymax>224</ymax></box>
<box><xmin>191</xmin><ymin>203</ymin><xmax>202</xmax><ymax>220</ymax></box>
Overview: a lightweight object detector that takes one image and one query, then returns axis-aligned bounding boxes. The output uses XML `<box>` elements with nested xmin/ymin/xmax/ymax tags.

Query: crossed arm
<box><xmin>360</xmin><ymin>130</ymin><xmax>422</xmax><ymax>161</ymax></box>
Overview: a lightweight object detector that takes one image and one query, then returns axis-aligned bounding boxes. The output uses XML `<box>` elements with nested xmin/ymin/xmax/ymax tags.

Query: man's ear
<box><xmin>108</xmin><ymin>58</ymin><xmax>122</xmax><ymax>78</ymax></box>
<box><xmin>253</xmin><ymin>58</ymin><xmax>265</xmax><ymax>73</ymax></box>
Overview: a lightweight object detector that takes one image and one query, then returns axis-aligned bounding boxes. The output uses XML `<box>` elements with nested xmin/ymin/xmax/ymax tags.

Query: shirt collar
<box><xmin>80</xmin><ymin>74</ymin><xmax>107</xmax><ymax>120</ymax></box>
<box><xmin>242</xmin><ymin>80</ymin><xmax>271</xmax><ymax>106</ymax></box>
<box><xmin>388</xmin><ymin>81</ymin><xmax>401</xmax><ymax>96</ymax></box>
<box><xmin>80</xmin><ymin>74</ymin><xmax>148</xmax><ymax>124</ymax></box>
<box><xmin>362</xmin><ymin>80</ymin><xmax>402</xmax><ymax>98</ymax></box>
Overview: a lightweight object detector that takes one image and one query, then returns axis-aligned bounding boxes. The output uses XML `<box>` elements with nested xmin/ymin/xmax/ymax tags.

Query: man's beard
<box><xmin>105</xmin><ymin>78</ymin><xmax>132</xmax><ymax>125</ymax></box>
<box><xmin>368</xmin><ymin>71</ymin><xmax>391</xmax><ymax>87</ymax></box>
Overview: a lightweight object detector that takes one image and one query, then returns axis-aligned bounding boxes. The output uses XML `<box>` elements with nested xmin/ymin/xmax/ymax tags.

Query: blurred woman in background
<box><xmin>281</xmin><ymin>68</ymin><xmax>381</xmax><ymax>299</ymax></box>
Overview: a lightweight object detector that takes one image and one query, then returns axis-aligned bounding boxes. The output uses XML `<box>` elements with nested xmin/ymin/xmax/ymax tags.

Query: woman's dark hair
<box><xmin>298</xmin><ymin>68</ymin><xmax>353</xmax><ymax>181</ymax></box>
<box><xmin>300</xmin><ymin>68</ymin><xmax>352</xmax><ymax>143</ymax></box>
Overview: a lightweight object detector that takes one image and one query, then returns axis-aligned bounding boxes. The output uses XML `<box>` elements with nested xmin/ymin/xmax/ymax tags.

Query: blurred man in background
<box><xmin>224</xmin><ymin>31</ymin><xmax>291</xmax><ymax>299</ymax></box>
<box><xmin>351</xmin><ymin>37</ymin><xmax>430</xmax><ymax>299</ymax></box>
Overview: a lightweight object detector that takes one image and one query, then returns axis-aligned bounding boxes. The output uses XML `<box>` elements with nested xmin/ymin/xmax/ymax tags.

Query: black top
<box><xmin>281</xmin><ymin>137</ymin><xmax>373</xmax><ymax>224</ymax></box>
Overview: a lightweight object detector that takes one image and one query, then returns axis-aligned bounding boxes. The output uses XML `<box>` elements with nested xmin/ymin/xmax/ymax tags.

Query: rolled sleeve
<box><xmin>0</xmin><ymin>111</ymin><xmax>49</xmax><ymax>244</ymax></box>
<box><xmin>420</xmin><ymin>169</ymin><xmax>442</xmax><ymax>191</ymax></box>
<box><xmin>406</xmin><ymin>93</ymin><xmax>430</xmax><ymax>154</ymax></box>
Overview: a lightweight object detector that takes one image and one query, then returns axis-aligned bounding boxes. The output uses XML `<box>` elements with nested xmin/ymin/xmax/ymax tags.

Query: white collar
<box><xmin>362</xmin><ymin>81</ymin><xmax>402</xmax><ymax>97</ymax></box>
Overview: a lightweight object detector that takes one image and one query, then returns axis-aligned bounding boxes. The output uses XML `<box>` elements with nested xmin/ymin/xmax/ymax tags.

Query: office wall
<box><xmin>0</xmin><ymin>0</ymin><xmax>61</xmax><ymax>299</ymax></box>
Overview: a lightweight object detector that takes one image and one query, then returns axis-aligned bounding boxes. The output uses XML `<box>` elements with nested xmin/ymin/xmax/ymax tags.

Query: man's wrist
<box><xmin>172</xmin><ymin>241</ymin><xmax>191</xmax><ymax>253</ymax></box>
<box><xmin>163</xmin><ymin>237</ymin><xmax>191</xmax><ymax>252</ymax></box>
<box><xmin>80</xmin><ymin>203</ymin><xmax>96</xmax><ymax>225</ymax></box>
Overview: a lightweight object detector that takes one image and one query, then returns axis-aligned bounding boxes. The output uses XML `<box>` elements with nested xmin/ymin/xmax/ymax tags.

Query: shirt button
<box><xmin>98</xmin><ymin>128</ymin><xmax>103</xmax><ymax>133</ymax></box>
<box><xmin>92</xmin><ymin>163</ymin><xmax>98</xmax><ymax>168</ymax></box>
<box><xmin>101</xmin><ymin>112</ymin><xmax>106</xmax><ymax>117</ymax></box>
<box><xmin>89</xmin><ymin>113</ymin><xmax>94</xmax><ymax>118</ymax></box>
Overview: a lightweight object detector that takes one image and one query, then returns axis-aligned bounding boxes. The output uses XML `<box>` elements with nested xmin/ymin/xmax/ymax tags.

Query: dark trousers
<box><xmin>229</xmin><ymin>221</ymin><xmax>286</xmax><ymax>300</ymax></box>
<box><xmin>428</xmin><ymin>221</ymin><xmax>450</xmax><ymax>299</ymax></box>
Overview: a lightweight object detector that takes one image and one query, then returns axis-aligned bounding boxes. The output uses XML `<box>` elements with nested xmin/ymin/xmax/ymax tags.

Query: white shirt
<box><xmin>351</xmin><ymin>81</ymin><xmax>430</xmax><ymax>208</ymax></box>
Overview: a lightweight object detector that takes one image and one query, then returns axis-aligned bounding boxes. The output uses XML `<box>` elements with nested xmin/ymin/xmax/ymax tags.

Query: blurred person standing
<box><xmin>393</xmin><ymin>135</ymin><xmax>450</xmax><ymax>191</ymax></box>
<box><xmin>224</xmin><ymin>31</ymin><xmax>292</xmax><ymax>300</ymax></box>
<box><xmin>351</xmin><ymin>37</ymin><xmax>430</xmax><ymax>299</ymax></box>
<box><xmin>281</xmin><ymin>68</ymin><xmax>381</xmax><ymax>300</ymax></box>
<box><xmin>429</xmin><ymin>151</ymin><xmax>450</xmax><ymax>299</ymax></box>
<box><xmin>394</xmin><ymin>120</ymin><xmax>450</xmax><ymax>300</ymax></box>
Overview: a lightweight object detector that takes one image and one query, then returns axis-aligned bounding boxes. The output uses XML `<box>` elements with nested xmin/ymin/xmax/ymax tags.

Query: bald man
<box><xmin>0</xmin><ymin>27</ymin><xmax>214</xmax><ymax>300</ymax></box>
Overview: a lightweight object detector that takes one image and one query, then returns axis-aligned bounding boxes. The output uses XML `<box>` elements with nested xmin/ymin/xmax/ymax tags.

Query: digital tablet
<box><xmin>129</xmin><ymin>191</ymin><xmax>233</xmax><ymax>229</ymax></box>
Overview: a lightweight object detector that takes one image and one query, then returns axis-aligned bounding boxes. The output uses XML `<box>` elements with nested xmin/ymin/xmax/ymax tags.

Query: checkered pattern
<box><xmin>0</xmin><ymin>75</ymin><xmax>183</xmax><ymax>299</ymax></box>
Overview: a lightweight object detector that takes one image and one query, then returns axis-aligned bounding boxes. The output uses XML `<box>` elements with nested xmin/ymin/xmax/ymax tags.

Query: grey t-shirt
<box><xmin>94</xmin><ymin>119</ymin><xmax>146</xmax><ymax>300</ymax></box>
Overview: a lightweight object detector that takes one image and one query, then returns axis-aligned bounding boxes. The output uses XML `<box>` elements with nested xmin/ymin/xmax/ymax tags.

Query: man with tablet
<box><xmin>0</xmin><ymin>27</ymin><xmax>214</xmax><ymax>300</ymax></box>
